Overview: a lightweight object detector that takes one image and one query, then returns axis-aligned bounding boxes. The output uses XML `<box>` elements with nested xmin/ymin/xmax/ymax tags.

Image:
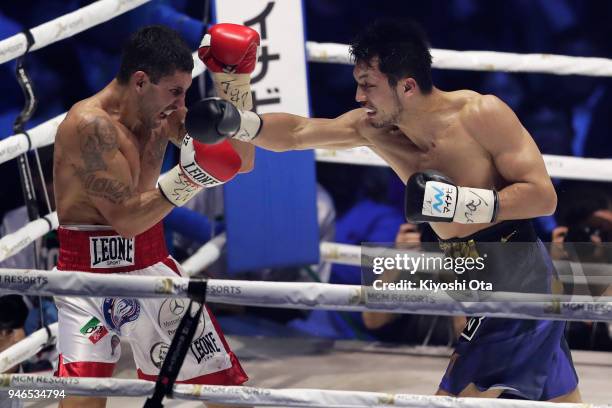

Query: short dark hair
<box><xmin>116</xmin><ymin>25</ymin><xmax>194</xmax><ymax>84</ymax></box>
<box><xmin>350</xmin><ymin>19</ymin><xmax>433</xmax><ymax>93</ymax></box>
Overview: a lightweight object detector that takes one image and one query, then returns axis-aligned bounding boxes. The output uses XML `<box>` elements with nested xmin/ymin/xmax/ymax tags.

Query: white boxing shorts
<box><xmin>54</xmin><ymin>222</ymin><xmax>247</xmax><ymax>385</ymax></box>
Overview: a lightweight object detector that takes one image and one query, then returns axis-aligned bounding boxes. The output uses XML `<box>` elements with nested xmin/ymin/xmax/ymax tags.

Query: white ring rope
<box><xmin>1</xmin><ymin>210</ymin><xmax>610</xmax><ymax>294</ymax></box>
<box><xmin>1</xmin><ymin>268</ymin><xmax>612</xmax><ymax>322</ymax></box>
<box><xmin>1</xmin><ymin>7</ymin><xmax>609</xmax><ymax>405</ymax></box>
<box><xmin>320</xmin><ymin>242</ymin><xmax>612</xmax><ymax>283</ymax></box>
<box><xmin>0</xmin><ymin>114</ymin><xmax>64</xmax><ymax>166</ymax></box>
<box><xmin>0</xmin><ymin>0</ymin><xmax>152</xmax><ymax>65</ymax></box>
<box><xmin>0</xmin><ymin>6</ymin><xmax>610</xmax><ymax>179</ymax></box>
<box><xmin>0</xmin><ymin>323</ymin><xmax>57</xmax><ymax>374</ymax></box>
<box><xmin>3</xmin><ymin>1</ymin><xmax>611</xmax><ymax>77</ymax></box>
<box><xmin>181</xmin><ymin>232</ymin><xmax>226</xmax><ymax>276</ymax></box>
<box><xmin>307</xmin><ymin>41</ymin><xmax>612</xmax><ymax>77</ymax></box>
<box><xmin>1</xmin><ymin>374</ymin><xmax>609</xmax><ymax>407</ymax></box>
<box><xmin>0</xmin><ymin>49</ymin><xmax>204</xmax><ymax>165</ymax></box>
<box><xmin>316</xmin><ymin>148</ymin><xmax>612</xmax><ymax>182</ymax></box>
<box><xmin>2</xmin><ymin>208</ymin><xmax>610</xmax><ymax>288</ymax></box>
<box><xmin>0</xmin><ymin>211</ymin><xmax>57</xmax><ymax>263</ymax></box>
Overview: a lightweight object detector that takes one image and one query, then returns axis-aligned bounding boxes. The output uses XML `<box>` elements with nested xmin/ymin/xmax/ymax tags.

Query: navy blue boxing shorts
<box><xmin>437</xmin><ymin>220</ymin><xmax>578</xmax><ymax>400</ymax></box>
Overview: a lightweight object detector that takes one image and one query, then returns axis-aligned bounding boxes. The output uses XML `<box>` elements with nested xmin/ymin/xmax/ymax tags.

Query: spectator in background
<box><xmin>0</xmin><ymin>296</ymin><xmax>29</xmax><ymax>373</ymax></box>
<box><xmin>0</xmin><ymin>151</ymin><xmax>59</xmax><ymax>371</ymax></box>
<box><xmin>328</xmin><ymin>167</ymin><xmax>405</xmax><ymax>285</ymax></box>
<box><xmin>75</xmin><ymin>0</ymin><xmax>207</xmax><ymax>96</ymax></box>
<box><xmin>552</xmin><ymin>181</ymin><xmax>612</xmax><ymax>351</ymax></box>
<box><xmin>362</xmin><ymin>222</ymin><xmax>461</xmax><ymax>345</ymax></box>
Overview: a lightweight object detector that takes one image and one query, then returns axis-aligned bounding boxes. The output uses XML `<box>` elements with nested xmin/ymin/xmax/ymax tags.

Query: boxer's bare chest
<box><xmin>366</xmin><ymin>120</ymin><xmax>502</xmax><ymax>191</ymax></box>
<box><xmin>364</xmin><ymin>118</ymin><xmax>505</xmax><ymax>239</ymax></box>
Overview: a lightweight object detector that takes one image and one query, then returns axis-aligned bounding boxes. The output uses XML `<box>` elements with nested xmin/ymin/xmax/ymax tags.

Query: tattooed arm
<box><xmin>67</xmin><ymin>111</ymin><xmax>174</xmax><ymax>237</ymax></box>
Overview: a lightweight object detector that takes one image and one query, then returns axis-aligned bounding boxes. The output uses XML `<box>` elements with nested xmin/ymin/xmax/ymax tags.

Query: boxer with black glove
<box><xmin>178</xmin><ymin>18</ymin><xmax>578</xmax><ymax>403</ymax></box>
<box><xmin>185</xmin><ymin>97</ymin><xmax>261</xmax><ymax>144</ymax></box>
<box><xmin>405</xmin><ymin>170</ymin><xmax>499</xmax><ymax>224</ymax></box>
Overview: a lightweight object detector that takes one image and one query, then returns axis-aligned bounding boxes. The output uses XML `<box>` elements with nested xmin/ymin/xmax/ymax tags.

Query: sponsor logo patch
<box><xmin>189</xmin><ymin>331</ymin><xmax>222</xmax><ymax>364</ymax></box>
<box><xmin>422</xmin><ymin>181</ymin><xmax>456</xmax><ymax>218</ymax></box>
<box><xmin>150</xmin><ymin>342</ymin><xmax>169</xmax><ymax>369</ymax></box>
<box><xmin>110</xmin><ymin>335</ymin><xmax>120</xmax><ymax>356</ymax></box>
<box><xmin>79</xmin><ymin>317</ymin><xmax>109</xmax><ymax>344</ymax></box>
<box><xmin>157</xmin><ymin>298</ymin><xmax>203</xmax><ymax>337</ymax></box>
<box><xmin>89</xmin><ymin>235</ymin><xmax>135</xmax><ymax>268</ymax></box>
<box><xmin>103</xmin><ymin>298</ymin><xmax>140</xmax><ymax>335</ymax></box>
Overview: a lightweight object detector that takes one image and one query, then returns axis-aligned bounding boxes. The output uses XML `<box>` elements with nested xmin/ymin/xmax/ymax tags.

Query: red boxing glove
<box><xmin>198</xmin><ymin>23</ymin><xmax>260</xmax><ymax>110</ymax></box>
<box><xmin>199</xmin><ymin>23</ymin><xmax>260</xmax><ymax>73</ymax></box>
<box><xmin>158</xmin><ymin>136</ymin><xmax>241</xmax><ymax>207</ymax></box>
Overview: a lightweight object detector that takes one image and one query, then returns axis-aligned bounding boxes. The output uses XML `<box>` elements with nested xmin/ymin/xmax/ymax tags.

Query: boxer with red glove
<box><xmin>199</xmin><ymin>23</ymin><xmax>260</xmax><ymax>110</ymax></box>
<box><xmin>158</xmin><ymin>134</ymin><xmax>241</xmax><ymax>206</ymax></box>
<box><xmin>405</xmin><ymin>170</ymin><xmax>499</xmax><ymax>224</ymax></box>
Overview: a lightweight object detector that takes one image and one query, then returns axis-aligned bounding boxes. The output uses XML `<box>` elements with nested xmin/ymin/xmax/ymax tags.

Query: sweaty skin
<box><xmin>54</xmin><ymin>71</ymin><xmax>253</xmax><ymax>408</ymax></box>
<box><xmin>251</xmin><ymin>59</ymin><xmax>556</xmax><ymax>239</ymax></box>
<box><xmin>54</xmin><ymin>71</ymin><xmax>253</xmax><ymax>237</ymax></box>
<box><xmin>247</xmin><ymin>58</ymin><xmax>578</xmax><ymax>402</ymax></box>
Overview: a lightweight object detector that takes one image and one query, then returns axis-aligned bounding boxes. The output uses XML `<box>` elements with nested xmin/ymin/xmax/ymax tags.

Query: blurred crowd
<box><xmin>0</xmin><ymin>0</ymin><xmax>611</xmax><ymax>375</ymax></box>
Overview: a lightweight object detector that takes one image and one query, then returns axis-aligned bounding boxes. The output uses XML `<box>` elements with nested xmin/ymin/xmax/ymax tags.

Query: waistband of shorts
<box><xmin>438</xmin><ymin>219</ymin><xmax>537</xmax><ymax>244</ymax></box>
<box><xmin>57</xmin><ymin>222</ymin><xmax>168</xmax><ymax>273</ymax></box>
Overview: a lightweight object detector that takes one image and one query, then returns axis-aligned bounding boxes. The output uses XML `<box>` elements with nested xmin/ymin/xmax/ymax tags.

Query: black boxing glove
<box><xmin>185</xmin><ymin>97</ymin><xmax>262</xmax><ymax>144</ymax></box>
<box><xmin>405</xmin><ymin>170</ymin><xmax>499</xmax><ymax>224</ymax></box>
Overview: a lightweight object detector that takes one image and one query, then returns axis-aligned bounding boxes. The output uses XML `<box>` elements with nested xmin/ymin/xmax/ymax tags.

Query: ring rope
<box><xmin>319</xmin><ymin>242</ymin><xmax>612</xmax><ymax>279</ymax></box>
<box><xmin>0</xmin><ymin>323</ymin><xmax>57</xmax><ymax>373</ymax></box>
<box><xmin>1</xmin><ymin>268</ymin><xmax>612</xmax><ymax>322</ymax></box>
<box><xmin>1</xmin><ymin>213</ymin><xmax>607</xmax><ymax>288</ymax></box>
<box><xmin>0</xmin><ymin>211</ymin><xmax>57</xmax><ymax>263</ymax></box>
<box><xmin>0</xmin><ymin>0</ymin><xmax>152</xmax><ymax>65</ymax></box>
<box><xmin>0</xmin><ymin>13</ymin><xmax>610</xmax><ymax>180</ymax></box>
<box><xmin>306</xmin><ymin>41</ymin><xmax>612</xmax><ymax>77</ymax></box>
<box><xmin>4</xmin><ymin>7</ymin><xmax>612</xmax><ymax>78</ymax></box>
<box><xmin>1</xmin><ymin>116</ymin><xmax>609</xmax><ymax>181</ymax></box>
<box><xmin>1</xmin><ymin>213</ymin><xmax>610</xmax><ymax>298</ymax></box>
<box><xmin>0</xmin><ymin>7</ymin><xmax>608</xmax><ymax>406</ymax></box>
<box><xmin>315</xmin><ymin>148</ymin><xmax>612</xmax><ymax>182</ymax></box>
<box><xmin>1</xmin><ymin>374</ymin><xmax>608</xmax><ymax>407</ymax></box>
<box><xmin>181</xmin><ymin>232</ymin><xmax>227</xmax><ymax>276</ymax></box>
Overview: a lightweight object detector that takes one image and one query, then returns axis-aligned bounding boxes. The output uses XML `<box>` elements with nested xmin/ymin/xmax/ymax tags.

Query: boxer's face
<box><xmin>135</xmin><ymin>70</ymin><xmax>192</xmax><ymax>129</ymax></box>
<box><xmin>353</xmin><ymin>58</ymin><xmax>402</xmax><ymax>128</ymax></box>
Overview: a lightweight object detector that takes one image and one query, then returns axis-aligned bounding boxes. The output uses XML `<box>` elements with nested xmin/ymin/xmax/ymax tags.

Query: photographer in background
<box><xmin>552</xmin><ymin>181</ymin><xmax>612</xmax><ymax>350</ymax></box>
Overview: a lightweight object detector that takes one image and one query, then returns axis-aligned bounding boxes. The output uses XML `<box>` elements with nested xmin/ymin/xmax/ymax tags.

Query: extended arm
<box><xmin>185</xmin><ymin>98</ymin><xmax>371</xmax><ymax>151</ymax></box>
<box><xmin>254</xmin><ymin>110</ymin><xmax>371</xmax><ymax>151</ymax></box>
<box><xmin>191</xmin><ymin>24</ymin><xmax>370</xmax><ymax>152</ymax></box>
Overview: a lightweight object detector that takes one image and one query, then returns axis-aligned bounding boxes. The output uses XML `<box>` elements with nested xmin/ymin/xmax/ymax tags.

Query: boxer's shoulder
<box><xmin>459</xmin><ymin>93</ymin><xmax>512</xmax><ymax>131</ymax></box>
<box><xmin>59</xmin><ymin>106</ymin><xmax>120</xmax><ymax>154</ymax></box>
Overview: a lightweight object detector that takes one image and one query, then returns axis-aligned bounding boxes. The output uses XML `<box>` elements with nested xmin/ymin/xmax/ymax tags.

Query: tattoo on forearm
<box><xmin>146</xmin><ymin>133</ymin><xmax>167</xmax><ymax>162</ymax></box>
<box><xmin>77</xmin><ymin>171</ymin><xmax>134</xmax><ymax>204</ymax></box>
<box><xmin>78</xmin><ymin>116</ymin><xmax>119</xmax><ymax>172</ymax></box>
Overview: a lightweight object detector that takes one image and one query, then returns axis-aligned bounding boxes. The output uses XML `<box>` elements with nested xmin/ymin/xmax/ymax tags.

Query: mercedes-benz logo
<box><xmin>169</xmin><ymin>299</ymin><xmax>185</xmax><ymax>316</ymax></box>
